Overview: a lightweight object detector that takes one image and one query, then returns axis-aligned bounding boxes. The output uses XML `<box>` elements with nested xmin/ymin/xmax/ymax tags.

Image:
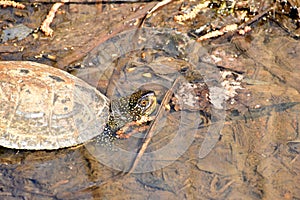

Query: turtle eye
<box><xmin>139</xmin><ymin>99</ymin><xmax>149</xmax><ymax>107</ymax></box>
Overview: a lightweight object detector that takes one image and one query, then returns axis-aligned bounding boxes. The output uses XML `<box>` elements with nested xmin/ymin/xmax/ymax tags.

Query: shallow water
<box><xmin>1</xmin><ymin>2</ymin><xmax>300</xmax><ymax>200</ymax></box>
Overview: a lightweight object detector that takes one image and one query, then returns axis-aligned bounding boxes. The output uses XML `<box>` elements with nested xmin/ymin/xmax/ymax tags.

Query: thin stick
<box><xmin>238</xmin><ymin>5</ymin><xmax>274</xmax><ymax>30</ymax></box>
<box><xmin>126</xmin><ymin>77</ymin><xmax>181</xmax><ymax>174</ymax></box>
<box><xmin>40</xmin><ymin>2</ymin><xmax>64</xmax><ymax>36</ymax></box>
<box><xmin>0</xmin><ymin>0</ymin><xmax>25</xmax><ymax>8</ymax></box>
<box><xmin>138</xmin><ymin>0</ymin><xmax>173</xmax><ymax>28</ymax></box>
<box><xmin>146</xmin><ymin>0</ymin><xmax>172</xmax><ymax>16</ymax></box>
<box><xmin>57</xmin><ymin>1</ymin><xmax>157</xmax><ymax>68</ymax></box>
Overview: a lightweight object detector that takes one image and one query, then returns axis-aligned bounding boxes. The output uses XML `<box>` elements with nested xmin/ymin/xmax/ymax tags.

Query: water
<box><xmin>1</xmin><ymin>22</ymin><xmax>300</xmax><ymax>200</ymax></box>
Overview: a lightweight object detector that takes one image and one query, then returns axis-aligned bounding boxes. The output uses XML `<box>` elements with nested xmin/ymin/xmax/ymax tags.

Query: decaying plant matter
<box><xmin>174</xmin><ymin>0</ymin><xmax>300</xmax><ymax>41</ymax></box>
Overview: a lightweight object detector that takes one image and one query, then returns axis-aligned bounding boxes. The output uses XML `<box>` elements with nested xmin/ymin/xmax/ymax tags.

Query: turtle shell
<box><xmin>0</xmin><ymin>61</ymin><xmax>110</xmax><ymax>150</ymax></box>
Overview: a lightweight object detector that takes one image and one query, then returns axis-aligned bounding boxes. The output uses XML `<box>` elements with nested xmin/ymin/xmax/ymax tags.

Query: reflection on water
<box><xmin>1</xmin><ymin>27</ymin><xmax>300</xmax><ymax>199</ymax></box>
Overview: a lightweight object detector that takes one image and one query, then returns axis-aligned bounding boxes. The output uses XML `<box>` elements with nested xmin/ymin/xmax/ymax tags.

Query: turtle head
<box><xmin>129</xmin><ymin>90</ymin><xmax>157</xmax><ymax>117</ymax></box>
<box><xmin>108</xmin><ymin>90</ymin><xmax>157</xmax><ymax>132</ymax></box>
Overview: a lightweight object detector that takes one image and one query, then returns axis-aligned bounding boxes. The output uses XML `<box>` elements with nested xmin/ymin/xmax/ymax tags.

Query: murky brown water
<box><xmin>1</xmin><ymin>1</ymin><xmax>300</xmax><ymax>199</ymax></box>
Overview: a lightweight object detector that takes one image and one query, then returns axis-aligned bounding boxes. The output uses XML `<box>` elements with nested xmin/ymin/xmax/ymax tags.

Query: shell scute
<box><xmin>0</xmin><ymin>61</ymin><xmax>109</xmax><ymax>149</ymax></box>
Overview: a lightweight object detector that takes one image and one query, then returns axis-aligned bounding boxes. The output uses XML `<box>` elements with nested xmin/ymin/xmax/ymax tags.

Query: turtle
<box><xmin>0</xmin><ymin>61</ymin><xmax>157</xmax><ymax>150</ymax></box>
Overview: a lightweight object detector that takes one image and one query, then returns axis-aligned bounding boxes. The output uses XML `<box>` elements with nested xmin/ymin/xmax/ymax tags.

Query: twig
<box><xmin>0</xmin><ymin>0</ymin><xmax>25</xmax><ymax>9</ymax></box>
<box><xmin>198</xmin><ymin>5</ymin><xmax>274</xmax><ymax>41</ymax></box>
<box><xmin>57</xmin><ymin>1</ymin><xmax>157</xmax><ymax>68</ymax></box>
<box><xmin>174</xmin><ymin>1</ymin><xmax>210</xmax><ymax>23</ymax></box>
<box><xmin>40</xmin><ymin>2</ymin><xmax>64</xmax><ymax>37</ymax></box>
<box><xmin>147</xmin><ymin>0</ymin><xmax>173</xmax><ymax>16</ymax></box>
<box><xmin>197</xmin><ymin>24</ymin><xmax>238</xmax><ymax>41</ymax></box>
<box><xmin>238</xmin><ymin>5</ymin><xmax>274</xmax><ymax>30</ymax></box>
<box><xmin>126</xmin><ymin>77</ymin><xmax>181</xmax><ymax>174</ymax></box>
<box><xmin>137</xmin><ymin>0</ymin><xmax>173</xmax><ymax>28</ymax></box>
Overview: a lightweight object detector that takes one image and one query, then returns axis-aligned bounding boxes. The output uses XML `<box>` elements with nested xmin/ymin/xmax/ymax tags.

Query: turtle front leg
<box><xmin>116</xmin><ymin>116</ymin><xmax>155</xmax><ymax>139</ymax></box>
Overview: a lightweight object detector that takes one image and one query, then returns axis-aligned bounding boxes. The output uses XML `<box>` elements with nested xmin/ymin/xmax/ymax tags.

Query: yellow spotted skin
<box><xmin>108</xmin><ymin>90</ymin><xmax>156</xmax><ymax>132</ymax></box>
<box><xmin>95</xmin><ymin>90</ymin><xmax>156</xmax><ymax>144</ymax></box>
